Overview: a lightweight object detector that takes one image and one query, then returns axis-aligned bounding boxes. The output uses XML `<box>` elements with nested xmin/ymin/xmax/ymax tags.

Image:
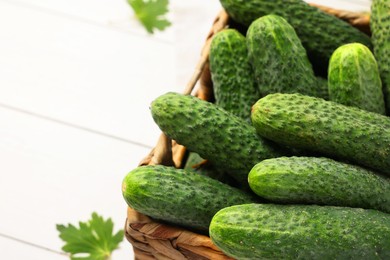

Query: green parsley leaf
<box><xmin>56</xmin><ymin>212</ymin><xmax>124</xmax><ymax>260</ymax></box>
<box><xmin>128</xmin><ymin>0</ymin><xmax>171</xmax><ymax>34</ymax></box>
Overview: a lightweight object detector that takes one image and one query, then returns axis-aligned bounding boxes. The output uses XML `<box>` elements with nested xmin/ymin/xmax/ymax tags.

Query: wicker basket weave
<box><xmin>125</xmin><ymin>5</ymin><xmax>371</xmax><ymax>260</ymax></box>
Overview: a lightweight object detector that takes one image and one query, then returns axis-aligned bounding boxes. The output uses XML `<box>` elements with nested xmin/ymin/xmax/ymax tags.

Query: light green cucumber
<box><xmin>122</xmin><ymin>165</ymin><xmax>256</xmax><ymax>233</ymax></box>
<box><xmin>248</xmin><ymin>156</ymin><xmax>390</xmax><ymax>213</ymax></box>
<box><xmin>251</xmin><ymin>93</ymin><xmax>390</xmax><ymax>176</ymax></box>
<box><xmin>209</xmin><ymin>204</ymin><xmax>390</xmax><ymax>259</ymax></box>
<box><xmin>328</xmin><ymin>43</ymin><xmax>386</xmax><ymax>114</ymax></box>
<box><xmin>246</xmin><ymin>15</ymin><xmax>319</xmax><ymax>98</ymax></box>
<box><xmin>209</xmin><ymin>29</ymin><xmax>259</xmax><ymax>121</ymax></box>
<box><xmin>371</xmin><ymin>0</ymin><xmax>390</xmax><ymax>114</ymax></box>
<box><xmin>219</xmin><ymin>0</ymin><xmax>372</xmax><ymax>77</ymax></box>
<box><xmin>151</xmin><ymin>92</ymin><xmax>288</xmax><ymax>185</ymax></box>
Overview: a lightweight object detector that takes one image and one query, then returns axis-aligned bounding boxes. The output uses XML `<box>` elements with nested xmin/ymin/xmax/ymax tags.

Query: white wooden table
<box><xmin>0</xmin><ymin>0</ymin><xmax>371</xmax><ymax>259</ymax></box>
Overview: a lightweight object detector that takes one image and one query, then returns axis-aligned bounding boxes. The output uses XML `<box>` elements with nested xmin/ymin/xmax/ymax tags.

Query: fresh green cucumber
<box><xmin>122</xmin><ymin>165</ymin><xmax>256</xmax><ymax>233</ymax></box>
<box><xmin>328</xmin><ymin>43</ymin><xmax>386</xmax><ymax>114</ymax></box>
<box><xmin>251</xmin><ymin>93</ymin><xmax>390</xmax><ymax>176</ymax></box>
<box><xmin>246</xmin><ymin>15</ymin><xmax>319</xmax><ymax>98</ymax></box>
<box><xmin>248</xmin><ymin>156</ymin><xmax>390</xmax><ymax>213</ymax></box>
<box><xmin>371</xmin><ymin>0</ymin><xmax>390</xmax><ymax>115</ymax></box>
<box><xmin>209</xmin><ymin>204</ymin><xmax>390</xmax><ymax>259</ymax></box>
<box><xmin>219</xmin><ymin>0</ymin><xmax>372</xmax><ymax>77</ymax></box>
<box><xmin>209</xmin><ymin>29</ymin><xmax>259</xmax><ymax>121</ymax></box>
<box><xmin>151</xmin><ymin>92</ymin><xmax>287</xmax><ymax>185</ymax></box>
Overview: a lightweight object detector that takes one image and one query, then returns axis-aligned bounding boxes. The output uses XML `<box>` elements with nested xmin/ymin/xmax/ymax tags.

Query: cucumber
<box><xmin>371</xmin><ymin>0</ymin><xmax>390</xmax><ymax>114</ymax></box>
<box><xmin>209</xmin><ymin>29</ymin><xmax>260</xmax><ymax>121</ymax></box>
<box><xmin>328</xmin><ymin>43</ymin><xmax>386</xmax><ymax>114</ymax></box>
<box><xmin>219</xmin><ymin>0</ymin><xmax>372</xmax><ymax>77</ymax></box>
<box><xmin>248</xmin><ymin>156</ymin><xmax>390</xmax><ymax>213</ymax></box>
<box><xmin>209</xmin><ymin>204</ymin><xmax>390</xmax><ymax>259</ymax></box>
<box><xmin>251</xmin><ymin>93</ymin><xmax>390</xmax><ymax>176</ymax></box>
<box><xmin>246</xmin><ymin>15</ymin><xmax>319</xmax><ymax>98</ymax></box>
<box><xmin>122</xmin><ymin>165</ymin><xmax>256</xmax><ymax>233</ymax></box>
<box><xmin>151</xmin><ymin>92</ymin><xmax>287</xmax><ymax>185</ymax></box>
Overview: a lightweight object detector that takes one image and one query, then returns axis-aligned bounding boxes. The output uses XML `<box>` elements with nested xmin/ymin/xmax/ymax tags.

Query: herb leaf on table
<box><xmin>128</xmin><ymin>0</ymin><xmax>171</xmax><ymax>34</ymax></box>
<box><xmin>56</xmin><ymin>212</ymin><xmax>124</xmax><ymax>260</ymax></box>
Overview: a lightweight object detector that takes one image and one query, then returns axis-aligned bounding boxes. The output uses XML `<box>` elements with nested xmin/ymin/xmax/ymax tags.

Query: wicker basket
<box><xmin>125</xmin><ymin>5</ymin><xmax>371</xmax><ymax>260</ymax></box>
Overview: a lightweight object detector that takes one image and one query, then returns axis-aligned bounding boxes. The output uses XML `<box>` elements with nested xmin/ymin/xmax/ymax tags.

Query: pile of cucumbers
<box><xmin>122</xmin><ymin>0</ymin><xmax>390</xmax><ymax>258</ymax></box>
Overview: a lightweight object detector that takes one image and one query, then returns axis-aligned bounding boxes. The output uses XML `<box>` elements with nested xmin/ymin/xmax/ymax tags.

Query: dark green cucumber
<box><xmin>209</xmin><ymin>29</ymin><xmax>259</xmax><ymax>121</ymax></box>
<box><xmin>371</xmin><ymin>0</ymin><xmax>390</xmax><ymax>114</ymax></box>
<box><xmin>247</xmin><ymin>15</ymin><xmax>319</xmax><ymax>98</ymax></box>
<box><xmin>209</xmin><ymin>204</ymin><xmax>390</xmax><ymax>259</ymax></box>
<box><xmin>151</xmin><ymin>92</ymin><xmax>287</xmax><ymax>185</ymax></box>
<box><xmin>220</xmin><ymin>0</ymin><xmax>372</xmax><ymax>77</ymax></box>
<box><xmin>328</xmin><ymin>43</ymin><xmax>386</xmax><ymax>114</ymax></box>
<box><xmin>248</xmin><ymin>156</ymin><xmax>390</xmax><ymax>213</ymax></box>
<box><xmin>122</xmin><ymin>165</ymin><xmax>256</xmax><ymax>232</ymax></box>
<box><xmin>251</xmin><ymin>93</ymin><xmax>390</xmax><ymax>176</ymax></box>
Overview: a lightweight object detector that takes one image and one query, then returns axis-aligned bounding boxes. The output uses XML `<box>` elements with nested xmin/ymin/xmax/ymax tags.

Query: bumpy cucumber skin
<box><xmin>328</xmin><ymin>43</ymin><xmax>386</xmax><ymax>114</ymax></box>
<box><xmin>151</xmin><ymin>92</ymin><xmax>287</xmax><ymax>185</ymax></box>
<box><xmin>122</xmin><ymin>165</ymin><xmax>256</xmax><ymax>233</ymax></box>
<box><xmin>371</xmin><ymin>0</ymin><xmax>390</xmax><ymax>115</ymax></box>
<box><xmin>247</xmin><ymin>15</ymin><xmax>319</xmax><ymax>98</ymax></box>
<box><xmin>248</xmin><ymin>156</ymin><xmax>390</xmax><ymax>213</ymax></box>
<box><xmin>220</xmin><ymin>0</ymin><xmax>372</xmax><ymax>77</ymax></box>
<box><xmin>209</xmin><ymin>29</ymin><xmax>259</xmax><ymax>121</ymax></box>
<box><xmin>209</xmin><ymin>204</ymin><xmax>390</xmax><ymax>259</ymax></box>
<box><xmin>251</xmin><ymin>93</ymin><xmax>390</xmax><ymax>176</ymax></box>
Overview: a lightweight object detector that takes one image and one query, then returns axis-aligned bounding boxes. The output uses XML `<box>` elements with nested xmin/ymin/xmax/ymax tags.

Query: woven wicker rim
<box><xmin>125</xmin><ymin>5</ymin><xmax>371</xmax><ymax>260</ymax></box>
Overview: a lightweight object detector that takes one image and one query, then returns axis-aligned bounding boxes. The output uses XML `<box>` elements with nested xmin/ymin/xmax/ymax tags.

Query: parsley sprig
<box><xmin>57</xmin><ymin>213</ymin><xmax>124</xmax><ymax>260</ymax></box>
<box><xmin>128</xmin><ymin>0</ymin><xmax>171</xmax><ymax>34</ymax></box>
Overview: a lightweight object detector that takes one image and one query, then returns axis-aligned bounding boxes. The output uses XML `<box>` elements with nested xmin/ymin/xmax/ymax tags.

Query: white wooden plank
<box><xmin>0</xmin><ymin>0</ymin><xmax>223</xmax><ymax>89</ymax></box>
<box><xmin>171</xmin><ymin>0</ymin><xmax>223</xmax><ymax>88</ymax></box>
<box><xmin>0</xmin><ymin>235</ymin><xmax>66</xmax><ymax>260</ymax></box>
<box><xmin>0</xmin><ymin>1</ymin><xmax>178</xmax><ymax>148</ymax></box>
<box><xmin>1</xmin><ymin>0</ymin><xmax>175</xmax><ymax>42</ymax></box>
<box><xmin>0</xmin><ymin>107</ymin><xmax>145</xmax><ymax>258</ymax></box>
